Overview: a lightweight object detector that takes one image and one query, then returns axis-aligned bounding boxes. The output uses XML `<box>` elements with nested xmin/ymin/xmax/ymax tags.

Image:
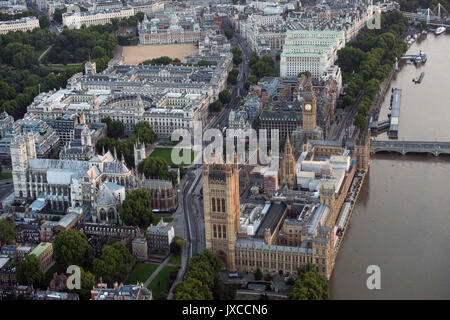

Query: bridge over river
<box><xmin>371</xmin><ymin>140</ymin><xmax>450</xmax><ymax>156</ymax></box>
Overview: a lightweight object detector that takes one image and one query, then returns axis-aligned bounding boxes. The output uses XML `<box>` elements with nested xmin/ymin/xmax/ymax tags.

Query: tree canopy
<box><xmin>138</xmin><ymin>157</ymin><xmax>171</xmax><ymax>180</ymax></box>
<box><xmin>119</xmin><ymin>189</ymin><xmax>153</xmax><ymax>229</ymax></box>
<box><xmin>232</xmin><ymin>46</ymin><xmax>242</xmax><ymax>65</ymax></box>
<box><xmin>133</xmin><ymin>121</ymin><xmax>157</xmax><ymax>144</ymax></box>
<box><xmin>0</xmin><ymin>25</ymin><xmax>112</xmax><ymax>119</ymax></box>
<box><xmin>16</xmin><ymin>254</ymin><xmax>44</xmax><ymax>287</ymax></box>
<box><xmin>218</xmin><ymin>89</ymin><xmax>232</xmax><ymax>104</ymax></box>
<box><xmin>208</xmin><ymin>100</ymin><xmax>223</xmax><ymax>113</ymax></box>
<box><xmin>289</xmin><ymin>265</ymin><xmax>329</xmax><ymax>300</ymax></box>
<box><xmin>0</xmin><ymin>218</ymin><xmax>16</xmax><ymax>245</ymax></box>
<box><xmin>248</xmin><ymin>52</ymin><xmax>277</xmax><ymax>81</ymax></box>
<box><xmin>337</xmin><ymin>11</ymin><xmax>408</xmax><ymax>131</ymax></box>
<box><xmin>174</xmin><ymin>250</ymin><xmax>235</xmax><ymax>300</ymax></box>
<box><xmin>102</xmin><ymin>117</ymin><xmax>125</xmax><ymax>139</ymax></box>
<box><xmin>170</xmin><ymin>235</ymin><xmax>184</xmax><ymax>256</ymax></box>
<box><xmin>53</xmin><ymin>229</ymin><xmax>93</xmax><ymax>270</ymax></box>
<box><xmin>227</xmin><ymin>68</ymin><xmax>239</xmax><ymax>85</ymax></box>
<box><xmin>92</xmin><ymin>242</ymin><xmax>132</xmax><ymax>285</ymax></box>
<box><xmin>141</xmin><ymin>56</ymin><xmax>181</xmax><ymax>66</ymax></box>
<box><xmin>224</xmin><ymin>29</ymin><xmax>233</xmax><ymax>40</ymax></box>
<box><xmin>67</xmin><ymin>267</ymin><xmax>96</xmax><ymax>300</ymax></box>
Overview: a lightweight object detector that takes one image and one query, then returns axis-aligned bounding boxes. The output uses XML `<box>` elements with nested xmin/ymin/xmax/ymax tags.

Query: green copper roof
<box><xmin>281</xmin><ymin>52</ymin><xmax>327</xmax><ymax>57</ymax></box>
<box><xmin>30</xmin><ymin>242</ymin><xmax>52</xmax><ymax>257</ymax></box>
<box><xmin>286</xmin><ymin>29</ymin><xmax>345</xmax><ymax>35</ymax></box>
<box><xmin>283</xmin><ymin>44</ymin><xmax>335</xmax><ymax>50</ymax></box>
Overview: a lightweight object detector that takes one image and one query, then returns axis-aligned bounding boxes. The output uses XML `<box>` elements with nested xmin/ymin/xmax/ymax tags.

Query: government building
<box><xmin>280</xmin><ymin>29</ymin><xmax>345</xmax><ymax>80</ymax></box>
<box><xmin>138</xmin><ymin>13</ymin><xmax>201</xmax><ymax>45</ymax></box>
<box><xmin>0</xmin><ymin>16</ymin><xmax>39</xmax><ymax>35</ymax></box>
<box><xmin>62</xmin><ymin>7</ymin><xmax>135</xmax><ymax>29</ymax></box>
<box><xmin>203</xmin><ymin>91</ymin><xmax>370</xmax><ymax>279</ymax></box>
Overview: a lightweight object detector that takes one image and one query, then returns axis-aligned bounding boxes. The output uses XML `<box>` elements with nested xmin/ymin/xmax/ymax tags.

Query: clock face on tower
<box><xmin>305</xmin><ymin>104</ymin><xmax>312</xmax><ymax>111</ymax></box>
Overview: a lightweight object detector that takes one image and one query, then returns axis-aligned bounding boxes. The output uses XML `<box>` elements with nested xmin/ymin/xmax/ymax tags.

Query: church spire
<box><xmin>284</xmin><ymin>134</ymin><xmax>293</xmax><ymax>155</ymax></box>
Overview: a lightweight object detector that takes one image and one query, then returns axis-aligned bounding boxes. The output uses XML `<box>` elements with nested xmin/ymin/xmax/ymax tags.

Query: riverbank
<box><xmin>330</xmin><ymin>34</ymin><xmax>450</xmax><ymax>299</ymax></box>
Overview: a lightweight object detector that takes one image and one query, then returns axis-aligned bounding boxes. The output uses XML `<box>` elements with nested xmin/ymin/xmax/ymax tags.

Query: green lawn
<box><xmin>126</xmin><ymin>263</ymin><xmax>158</xmax><ymax>285</ymax></box>
<box><xmin>147</xmin><ymin>266</ymin><xmax>177</xmax><ymax>299</ymax></box>
<box><xmin>168</xmin><ymin>254</ymin><xmax>181</xmax><ymax>266</ymax></box>
<box><xmin>149</xmin><ymin>148</ymin><xmax>195</xmax><ymax>167</ymax></box>
<box><xmin>0</xmin><ymin>173</ymin><xmax>12</xmax><ymax>180</ymax></box>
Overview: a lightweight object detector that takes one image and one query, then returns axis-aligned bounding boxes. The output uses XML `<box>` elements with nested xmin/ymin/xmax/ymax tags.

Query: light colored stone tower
<box><xmin>203</xmin><ymin>152</ymin><xmax>240</xmax><ymax>271</ymax></box>
<box><xmin>302</xmin><ymin>78</ymin><xmax>317</xmax><ymax>131</ymax></box>
<box><xmin>279</xmin><ymin>135</ymin><xmax>297</xmax><ymax>189</ymax></box>
<box><xmin>134</xmin><ymin>139</ymin><xmax>146</xmax><ymax>169</ymax></box>
<box><xmin>81</xmin><ymin>125</ymin><xmax>92</xmax><ymax>147</ymax></box>
<box><xmin>25</xmin><ymin>132</ymin><xmax>36</xmax><ymax>159</ymax></box>
<box><xmin>11</xmin><ymin>134</ymin><xmax>36</xmax><ymax>198</ymax></box>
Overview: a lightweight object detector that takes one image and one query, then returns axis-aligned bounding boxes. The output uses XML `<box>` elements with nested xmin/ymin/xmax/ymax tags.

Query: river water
<box><xmin>329</xmin><ymin>33</ymin><xmax>450</xmax><ymax>299</ymax></box>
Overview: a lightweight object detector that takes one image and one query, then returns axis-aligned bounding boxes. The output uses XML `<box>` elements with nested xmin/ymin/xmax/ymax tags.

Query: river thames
<box><xmin>329</xmin><ymin>32</ymin><xmax>450</xmax><ymax>299</ymax></box>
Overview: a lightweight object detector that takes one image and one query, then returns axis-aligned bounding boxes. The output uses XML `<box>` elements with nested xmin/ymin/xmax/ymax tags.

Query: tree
<box><xmin>197</xmin><ymin>59</ymin><xmax>212</xmax><ymax>67</ymax></box>
<box><xmin>249</xmin><ymin>52</ymin><xmax>259</xmax><ymax>67</ymax></box>
<box><xmin>170</xmin><ymin>235</ymin><xmax>184</xmax><ymax>255</ymax></box>
<box><xmin>227</xmin><ymin>68</ymin><xmax>239</xmax><ymax>85</ymax></box>
<box><xmin>119</xmin><ymin>189</ymin><xmax>153</xmax><ymax>229</ymax></box>
<box><xmin>173</xmin><ymin>250</ymin><xmax>222</xmax><ymax>300</ymax></box>
<box><xmin>102</xmin><ymin>117</ymin><xmax>125</xmax><ymax>139</ymax></box>
<box><xmin>92</xmin><ymin>242</ymin><xmax>132</xmax><ymax>285</ymax></box>
<box><xmin>224</xmin><ymin>29</ymin><xmax>233</xmax><ymax>40</ymax></box>
<box><xmin>135</xmin><ymin>11</ymin><xmax>145</xmax><ymax>22</ymax></box>
<box><xmin>92</xmin><ymin>46</ymin><xmax>107</xmax><ymax>59</ymax></box>
<box><xmin>232</xmin><ymin>46</ymin><xmax>242</xmax><ymax>65</ymax></box>
<box><xmin>39</xmin><ymin>16</ymin><xmax>50</xmax><ymax>29</ymax></box>
<box><xmin>53</xmin><ymin>229</ymin><xmax>93</xmax><ymax>270</ymax></box>
<box><xmin>174</xmin><ymin>277</ymin><xmax>211</xmax><ymax>300</ymax></box>
<box><xmin>0</xmin><ymin>218</ymin><xmax>16</xmax><ymax>245</ymax></box>
<box><xmin>337</xmin><ymin>46</ymin><xmax>366</xmax><ymax>73</ymax></box>
<box><xmin>138</xmin><ymin>157</ymin><xmax>170</xmax><ymax>180</ymax></box>
<box><xmin>227</xmin><ymin>73</ymin><xmax>237</xmax><ymax>85</ymax></box>
<box><xmin>133</xmin><ymin>121</ymin><xmax>156</xmax><ymax>144</ymax></box>
<box><xmin>213</xmin><ymin>278</ymin><xmax>236</xmax><ymax>300</ymax></box>
<box><xmin>289</xmin><ymin>268</ymin><xmax>329</xmax><ymax>300</ymax></box>
<box><xmin>218</xmin><ymin>90</ymin><xmax>232</xmax><ymax>104</ymax></box>
<box><xmin>53</xmin><ymin>8</ymin><xmax>67</xmax><ymax>24</ymax></box>
<box><xmin>67</xmin><ymin>267</ymin><xmax>96</xmax><ymax>300</ymax></box>
<box><xmin>244</xmin><ymin>74</ymin><xmax>258</xmax><ymax>90</ymax></box>
<box><xmin>16</xmin><ymin>254</ymin><xmax>44</xmax><ymax>287</ymax></box>
<box><xmin>353</xmin><ymin>113</ymin><xmax>367</xmax><ymax>131</ymax></box>
<box><xmin>208</xmin><ymin>100</ymin><xmax>223</xmax><ymax>113</ymax></box>
<box><xmin>254</xmin><ymin>268</ymin><xmax>263</xmax><ymax>281</ymax></box>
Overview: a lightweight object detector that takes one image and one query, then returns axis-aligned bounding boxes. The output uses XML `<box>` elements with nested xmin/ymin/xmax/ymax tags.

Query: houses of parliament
<box><xmin>202</xmin><ymin>84</ymin><xmax>370</xmax><ymax>279</ymax></box>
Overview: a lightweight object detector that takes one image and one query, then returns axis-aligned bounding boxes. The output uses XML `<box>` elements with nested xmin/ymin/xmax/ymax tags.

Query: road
<box><xmin>331</xmin><ymin>90</ymin><xmax>364</xmax><ymax>140</ymax></box>
<box><xmin>176</xmin><ymin>22</ymin><xmax>253</xmax><ymax>281</ymax></box>
<box><xmin>209</xmin><ymin>22</ymin><xmax>251</xmax><ymax>131</ymax></box>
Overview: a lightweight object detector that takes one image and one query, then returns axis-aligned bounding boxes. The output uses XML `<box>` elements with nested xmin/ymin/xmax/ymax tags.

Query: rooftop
<box><xmin>30</xmin><ymin>242</ymin><xmax>52</xmax><ymax>257</ymax></box>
